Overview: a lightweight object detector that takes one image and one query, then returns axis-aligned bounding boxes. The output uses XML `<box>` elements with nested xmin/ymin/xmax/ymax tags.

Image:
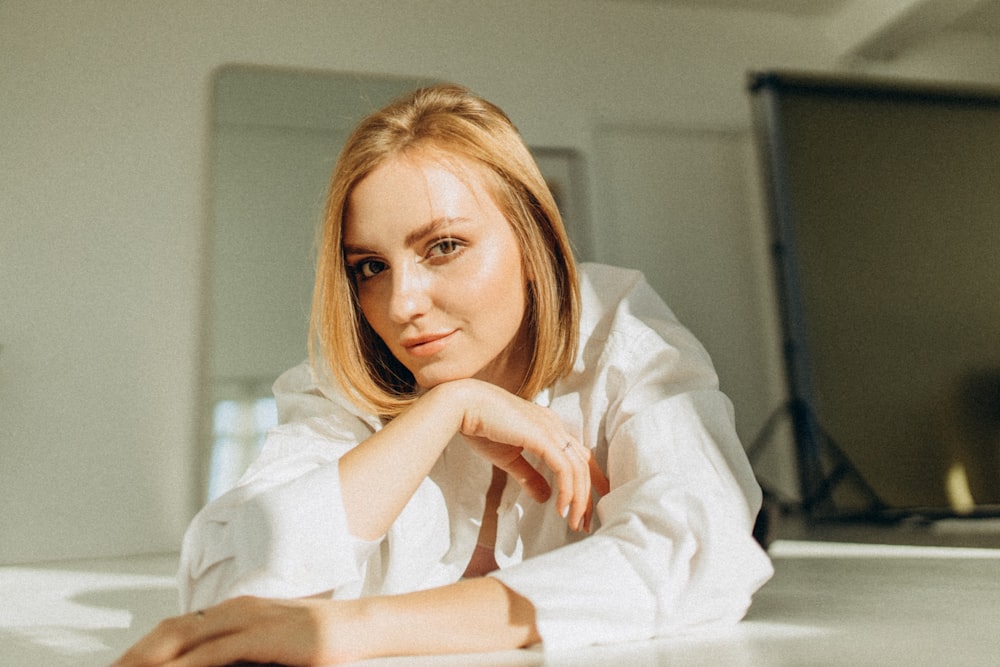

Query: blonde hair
<box><xmin>310</xmin><ymin>83</ymin><xmax>579</xmax><ymax>418</ymax></box>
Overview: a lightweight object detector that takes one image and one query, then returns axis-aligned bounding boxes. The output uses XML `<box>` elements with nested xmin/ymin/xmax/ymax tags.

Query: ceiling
<box><xmin>625</xmin><ymin>0</ymin><xmax>1000</xmax><ymax>59</ymax></box>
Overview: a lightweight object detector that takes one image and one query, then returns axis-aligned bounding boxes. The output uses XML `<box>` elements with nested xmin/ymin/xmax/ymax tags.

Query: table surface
<box><xmin>3</xmin><ymin>539</ymin><xmax>1000</xmax><ymax>666</ymax></box>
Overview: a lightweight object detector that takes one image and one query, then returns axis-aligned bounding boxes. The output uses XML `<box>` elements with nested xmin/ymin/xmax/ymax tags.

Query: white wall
<box><xmin>592</xmin><ymin>125</ymin><xmax>784</xmax><ymax>467</ymax></box>
<box><xmin>3</xmin><ymin>0</ymin><xmax>998</xmax><ymax>563</ymax></box>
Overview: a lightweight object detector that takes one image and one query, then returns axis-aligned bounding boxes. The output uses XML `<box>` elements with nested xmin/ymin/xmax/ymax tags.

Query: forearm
<box><xmin>356</xmin><ymin>578</ymin><xmax>540</xmax><ymax>659</ymax></box>
<box><xmin>339</xmin><ymin>383</ymin><xmax>465</xmax><ymax>540</ymax></box>
<box><xmin>339</xmin><ymin>376</ymin><xmax>597</xmax><ymax>541</ymax></box>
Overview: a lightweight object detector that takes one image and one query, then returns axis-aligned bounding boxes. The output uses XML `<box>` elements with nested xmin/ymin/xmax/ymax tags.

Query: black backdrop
<box><xmin>750</xmin><ymin>71</ymin><xmax>1000</xmax><ymax>519</ymax></box>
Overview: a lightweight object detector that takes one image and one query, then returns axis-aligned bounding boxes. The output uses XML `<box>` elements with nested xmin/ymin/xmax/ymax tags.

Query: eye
<box><xmin>428</xmin><ymin>238</ymin><xmax>463</xmax><ymax>258</ymax></box>
<box><xmin>350</xmin><ymin>258</ymin><xmax>387</xmax><ymax>280</ymax></box>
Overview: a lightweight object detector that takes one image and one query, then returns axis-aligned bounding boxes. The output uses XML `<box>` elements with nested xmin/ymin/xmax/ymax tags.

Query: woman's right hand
<box><xmin>339</xmin><ymin>377</ymin><xmax>608</xmax><ymax>541</ymax></box>
<box><xmin>113</xmin><ymin>595</ymin><xmax>364</xmax><ymax>667</ymax></box>
<box><xmin>442</xmin><ymin>379</ymin><xmax>610</xmax><ymax>532</ymax></box>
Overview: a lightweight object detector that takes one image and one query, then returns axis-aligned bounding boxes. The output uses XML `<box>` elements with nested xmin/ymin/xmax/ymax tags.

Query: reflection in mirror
<box><xmin>204</xmin><ymin>66</ymin><xmax>589</xmax><ymax>501</ymax></box>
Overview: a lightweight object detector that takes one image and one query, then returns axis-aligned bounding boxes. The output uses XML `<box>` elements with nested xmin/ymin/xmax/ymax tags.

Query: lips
<box><xmin>400</xmin><ymin>330</ymin><xmax>456</xmax><ymax>357</ymax></box>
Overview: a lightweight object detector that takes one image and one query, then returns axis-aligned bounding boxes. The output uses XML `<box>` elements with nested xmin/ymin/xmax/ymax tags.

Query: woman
<box><xmin>116</xmin><ymin>83</ymin><xmax>772</xmax><ymax>666</ymax></box>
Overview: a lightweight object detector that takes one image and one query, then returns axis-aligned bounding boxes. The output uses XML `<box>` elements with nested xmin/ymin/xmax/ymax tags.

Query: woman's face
<box><xmin>343</xmin><ymin>151</ymin><xmax>530</xmax><ymax>393</ymax></box>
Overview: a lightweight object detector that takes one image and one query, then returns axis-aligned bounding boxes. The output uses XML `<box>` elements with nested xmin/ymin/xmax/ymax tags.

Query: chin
<box><xmin>413</xmin><ymin>368</ymin><xmax>476</xmax><ymax>390</ymax></box>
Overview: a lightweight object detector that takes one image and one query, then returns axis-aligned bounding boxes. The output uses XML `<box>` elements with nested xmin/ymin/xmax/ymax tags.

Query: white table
<box><xmin>3</xmin><ymin>540</ymin><xmax>999</xmax><ymax>666</ymax></box>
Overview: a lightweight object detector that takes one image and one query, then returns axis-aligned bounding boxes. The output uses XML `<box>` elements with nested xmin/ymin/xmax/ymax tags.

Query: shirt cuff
<box><xmin>181</xmin><ymin>460</ymin><xmax>378</xmax><ymax>609</ymax></box>
<box><xmin>490</xmin><ymin>535</ymin><xmax>656</xmax><ymax>651</ymax></box>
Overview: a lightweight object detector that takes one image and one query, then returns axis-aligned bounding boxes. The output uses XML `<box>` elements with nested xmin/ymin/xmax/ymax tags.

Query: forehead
<box><xmin>344</xmin><ymin>150</ymin><xmax>500</xmax><ymax>241</ymax></box>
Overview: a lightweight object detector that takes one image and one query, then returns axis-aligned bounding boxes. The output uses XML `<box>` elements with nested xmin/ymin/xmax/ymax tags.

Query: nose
<box><xmin>386</xmin><ymin>261</ymin><xmax>431</xmax><ymax>324</ymax></box>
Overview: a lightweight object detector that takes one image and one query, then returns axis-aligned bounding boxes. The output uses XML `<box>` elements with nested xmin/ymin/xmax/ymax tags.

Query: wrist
<box><xmin>419</xmin><ymin>378</ymin><xmax>483</xmax><ymax>430</ymax></box>
<box><xmin>351</xmin><ymin>579</ymin><xmax>540</xmax><ymax>658</ymax></box>
<box><xmin>313</xmin><ymin>597</ymin><xmax>387</xmax><ymax>664</ymax></box>
<box><xmin>349</xmin><ymin>594</ymin><xmax>406</xmax><ymax>660</ymax></box>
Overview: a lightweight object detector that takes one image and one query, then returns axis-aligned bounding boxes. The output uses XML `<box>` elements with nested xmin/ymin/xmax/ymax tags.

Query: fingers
<box><xmin>567</xmin><ymin>441</ymin><xmax>593</xmax><ymax>532</ymax></box>
<box><xmin>547</xmin><ymin>439</ymin><xmax>612</xmax><ymax>533</ymax></box>
<box><xmin>114</xmin><ymin>598</ymin><xmax>274</xmax><ymax>667</ymax></box>
<box><xmin>565</xmin><ymin>442</ymin><xmax>587</xmax><ymax>530</ymax></box>
<box><xmin>166</xmin><ymin>631</ymin><xmax>255</xmax><ymax>667</ymax></box>
<box><xmin>501</xmin><ymin>455</ymin><xmax>552</xmax><ymax>504</ymax></box>
<box><xmin>114</xmin><ymin>597</ymin><xmax>320</xmax><ymax>667</ymax></box>
<box><xmin>457</xmin><ymin>384</ymin><xmax>607</xmax><ymax>532</ymax></box>
<box><xmin>583</xmin><ymin>448</ymin><xmax>609</xmax><ymax>532</ymax></box>
<box><xmin>113</xmin><ymin>609</ymin><xmax>216</xmax><ymax>666</ymax></box>
<box><xmin>483</xmin><ymin>439</ymin><xmax>600</xmax><ymax>533</ymax></box>
<box><xmin>538</xmin><ymin>438</ymin><xmax>592</xmax><ymax>533</ymax></box>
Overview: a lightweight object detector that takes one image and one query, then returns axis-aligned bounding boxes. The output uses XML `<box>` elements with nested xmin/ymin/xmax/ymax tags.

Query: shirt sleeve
<box><xmin>177</xmin><ymin>364</ymin><xmax>383</xmax><ymax>612</ymax></box>
<box><xmin>490</xmin><ymin>272</ymin><xmax>774</xmax><ymax>650</ymax></box>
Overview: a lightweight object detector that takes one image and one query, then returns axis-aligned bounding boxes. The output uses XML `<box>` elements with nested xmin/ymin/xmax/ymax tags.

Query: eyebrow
<box><xmin>343</xmin><ymin>217</ymin><xmax>471</xmax><ymax>256</ymax></box>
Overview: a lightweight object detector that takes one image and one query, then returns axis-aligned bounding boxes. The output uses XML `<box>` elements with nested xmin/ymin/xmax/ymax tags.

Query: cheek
<box><xmin>356</xmin><ymin>290</ymin><xmax>386</xmax><ymax>337</ymax></box>
<box><xmin>489</xmin><ymin>255</ymin><xmax>526</xmax><ymax>305</ymax></box>
<box><xmin>479</xmin><ymin>265</ymin><xmax>527</xmax><ymax>328</ymax></box>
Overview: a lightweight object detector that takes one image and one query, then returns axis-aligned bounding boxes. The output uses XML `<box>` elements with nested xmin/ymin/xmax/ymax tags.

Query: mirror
<box><xmin>204</xmin><ymin>66</ymin><xmax>589</xmax><ymax>500</ymax></box>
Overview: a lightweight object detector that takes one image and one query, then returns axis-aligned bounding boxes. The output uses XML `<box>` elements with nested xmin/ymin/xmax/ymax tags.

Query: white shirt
<box><xmin>178</xmin><ymin>263</ymin><xmax>773</xmax><ymax>650</ymax></box>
